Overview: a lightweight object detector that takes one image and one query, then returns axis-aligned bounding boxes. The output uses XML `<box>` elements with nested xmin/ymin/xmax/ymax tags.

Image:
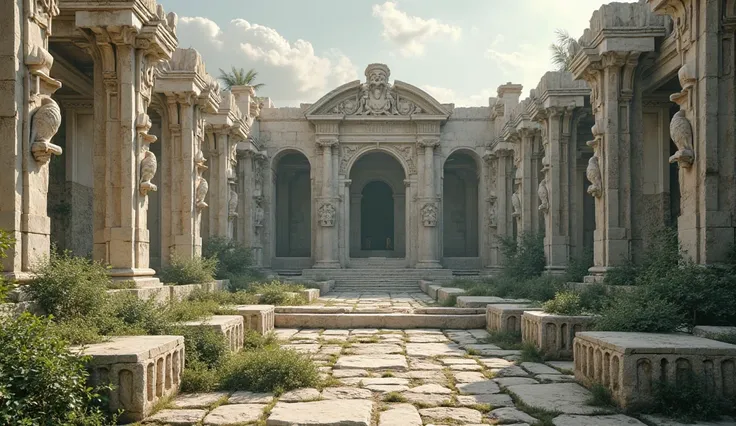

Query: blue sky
<box><xmin>158</xmin><ymin>0</ymin><xmax>637</xmax><ymax>107</ymax></box>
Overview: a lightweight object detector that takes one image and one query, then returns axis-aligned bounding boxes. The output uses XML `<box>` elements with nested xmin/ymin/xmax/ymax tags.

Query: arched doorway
<box><xmin>442</xmin><ymin>151</ymin><xmax>479</xmax><ymax>257</ymax></box>
<box><xmin>274</xmin><ymin>152</ymin><xmax>311</xmax><ymax>257</ymax></box>
<box><xmin>361</xmin><ymin>181</ymin><xmax>394</xmax><ymax>251</ymax></box>
<box><xmin>349</xmin><ymin>151</ymin><xmax>406</xmax><ymax>258</ymax></box>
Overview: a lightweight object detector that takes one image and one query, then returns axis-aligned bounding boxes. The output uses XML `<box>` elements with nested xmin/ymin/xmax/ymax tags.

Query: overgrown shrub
<box><xmin>175</xmin><ymin>326</ymin><xmax>229</xmax><ymax>369</ymax></box>
<box><xmin>647</xmin><ymin>371</ymin><xmax>732</xmax><ymax>422</ymax></box>
<box><xmin>602</xmin><ymin>260</ymin><xmax>639</xmax><ymax>286</ymax></box>
<box><xmin>0</xmin><ymin>314</ymin><xmax>115</xmax><ymax>425</ymax></box>
<box><xmin>500</xmin><ymin>232</ymin><xmax>545</xmax><ymax>280</ymax></box>
<box><xmin>577</xmin><ymin>284</ymin><xmax>609</xmax><ymax>313</ymax></box>
<box><xmin>160</xmin><ymin>255</ymin><xmax>218</xmax><ymax>285</ymax></box>
<box><xmin>26</xmin><ymin>250</ymin><xmax>110</xmax><ymax>321</ymax></box>
<box><xmin>180</xmin><ymin>364</ymin><xmax>220</xmax><ymax>393</ymax></box>
<box><xmin>594</xmin><ymin>289</ymin><xmax>684</xmax><ymax>332</ymax></box>
<box><xmin>226</xmin><ymin>271</ymin><xmax>264</xmax><ymax>292</ymax></box>
<box><xmin>187</xmin><ymin>288</ymin><xmax>260</xmax><ymax>307</ymax></box>
<box><xmin>243</xmin><ymin>330</ymin><xmax>279</xmax><ymax>350</ymax></box>
<box><xmin>219</xmin><ymin>347</ymin><xmax>320</xmax><ymax>393</ymax></box>
<box><xmin>0</xmin><ymin>230</ymin><xmax>14</xmax><ymax>303</ymax></box>
<box><xmin>564</xmin><ymin>248</ymin><xmax>593</xmax><ymax>283</ymax></box>
<box><xmin>203</xmin><ymin>237</ymin><xmax>254</xmax><ymax>277</ymax></box>
<box><xmin>542</xmin><ymin>291</ymin><xmax>583</xmax><ymax>315</ymax></box>
<box><xmin>103</xmin><ymin>292</ymin><xmax>171</xmax><ymax>336</ymax></box>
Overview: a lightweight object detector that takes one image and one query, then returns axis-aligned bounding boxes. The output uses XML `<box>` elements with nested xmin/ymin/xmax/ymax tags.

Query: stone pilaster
<box><xmin>417</xmin><ymin>137</ymin><xmax>441</xmax><ymax>269</ymax></box>
<box><xmin>77</xmin><ymin>6</ymin><xmax>177</xmax><ymax>286</ymax></box>
<box><xmin>314</xmin><ymin>134</ymin><xmax>340</xmax><ymax>269</ymax></box>
<box><xmin>1</xmin><ymin>2</ymin><xmax>63</xmax><ymax>280</ymax></box>
<box><xmin>571</xmin><ymin>2</ymin><xmax>666</xmax><ymax>277</ymax></box>
<box><xmin>518</xmin><ymin>127</ymin><xmax>540</xmax><ymax>235</ymax></box>
<box><xmin>649</xmin><ymin>0</ymin><xmax>736</xmax><ymax>264</ymax></box>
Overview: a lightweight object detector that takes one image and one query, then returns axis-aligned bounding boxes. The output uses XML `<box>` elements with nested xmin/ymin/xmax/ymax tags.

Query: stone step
<box><xmin>275</xmin><ymin>313</ymin><xmax>486</xmax><ymax>329</ymax></box>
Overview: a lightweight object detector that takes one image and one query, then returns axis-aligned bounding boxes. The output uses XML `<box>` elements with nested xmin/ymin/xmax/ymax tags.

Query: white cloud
<box><xmin>372</xmin><ymin>1</ymin><xmax>461</xmax><ymax>57</ymax></box>
<box><xmin>421</xmin><ymin>85</ymin><xmax>494</xmax><ymax>108</ymax></box>
<box><xmin>176</xmin><ymin>17</ymin><xmax>359</xmax><ymax>105</ymax></box>
<box><xmin>485</xmin><ymin>42</ymin><xmax>555</xmax><ymax>97</ymax></box>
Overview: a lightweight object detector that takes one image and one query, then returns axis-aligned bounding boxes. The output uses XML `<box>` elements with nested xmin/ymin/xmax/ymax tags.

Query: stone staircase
<box><xmin>302</xmin><ymin>267</ymin><xmax>454</xmax><ymax>293</ymax></box>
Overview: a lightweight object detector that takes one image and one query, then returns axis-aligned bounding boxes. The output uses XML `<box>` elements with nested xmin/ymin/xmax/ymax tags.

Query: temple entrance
<box><xmin>349</xmin><ymin>152</ymin><xmax>406</xmax><ymax>258</ymax></box>
<box><xmin>275</xmin><ymin>152</ymin><xmax>311</xmax><ymax>257</ymax></box>
<box><xmin>361</xmin><ymin>181</ymin><xmax>394</xmax><ymax>251</ymax></box>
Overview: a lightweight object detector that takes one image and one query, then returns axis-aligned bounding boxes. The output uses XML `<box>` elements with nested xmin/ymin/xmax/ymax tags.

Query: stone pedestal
<box><xmin>233</xmin><ymin>305</ymin><xmax>275</xmax><ymax>335</ymax></box>
<box><xmin>178</xmin><ymin>315</ymin><xmax>244</xmax><ymax>352</ymax></box>
<box><xmin>487</xmin><ymin>305</ymin><xmax>542</xmax><ymax>334</ymax></box>
<box><xmin>521</xmin><ymin>311</ymin><xmax>596</xmax><ymax>359</ymax></box>
<box><xmin>574</xmin><ymin>332</ymin><xmax>736</xmax><ymax>409</ymax></box>
<box><xmin>77</xmin><ymin>335</ymin><xmax>185</xmax><ymax>422</ymax></box>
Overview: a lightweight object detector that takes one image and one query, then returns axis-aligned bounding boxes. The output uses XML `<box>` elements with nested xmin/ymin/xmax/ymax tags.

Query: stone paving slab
<box><xmin>144</xmin><ymin>409</ymin><xmax>207</xmax><ymax>425</ymax></box>
<box><xmin>334</xmin><ymin>354</ymin><xmax>408</xmax><ymax>370</ymax></box>
<box><xmin>419</xmin><ymin>407</ymin><xmax>483</xmax><ymax>424</ymax></box>
<box><xmin>506</xmin><ymin>383</ymin><xmax>608</xmax><ymax>415</ymax></box>
<box><xmin>379</xmin><ymin>403</ymin><xmax>422</xmax><ymax>426</ymax></box>
<box><xmin>171</xmin><ymin>392</ymin><xmax>229</xmax><ymax>408</ymax></box>
<box><xmin>552</xmin><ymin>414</ymin><xmax>648</xmax><ymax>426</ymax></box>
<box><xmin>203</xmin><ymin>404</ymin><xmax>265</xmax><ymax>425</ymax></box>
<box><xmin>267</xmin><ymin>399</ymin><xmax>374</xmax><ymax>426</ymax></box>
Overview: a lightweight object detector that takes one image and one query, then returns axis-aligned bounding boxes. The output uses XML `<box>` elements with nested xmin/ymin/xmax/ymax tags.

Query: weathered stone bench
<box><xmin>574</xmin><ymin>332</ymin><xmax>736</xmax><ymax>409</ymax></box>
<box><xmin>521</xmin><ymin>311</ymin><xmax>595</xmax><ymax>359</ymax></box>
<box><xmin>436</xmin><ymin>287</ymin><xmax>467</xmax><ymax>305</ymax></box>
<box><xmin>232</xmin><ymin>305</ymin><xmax>275</xmax><ymax>335</ymax></box>
<box><xmin>300</xmin><ymin>288</ymin><xmax>320</xmax><ymax>302</ymax></box>
<box><xmin>77</xmin><ymin>335</ymin><xmax>185</xmax><ymax>422</ymax></box>
<box><xmin>487</xmin><ymin>304</ymin><xmax>542</xmax><ymax>333</ymax></box>
<box><xmin>456</xmin><ymin>296</ymin><xmax>531</xmax><ymax>308</ymax></box>
<box><xmin>178</xmin><ymin>315</ymin><xmax>244</xmax><ymax>351</ymax></box>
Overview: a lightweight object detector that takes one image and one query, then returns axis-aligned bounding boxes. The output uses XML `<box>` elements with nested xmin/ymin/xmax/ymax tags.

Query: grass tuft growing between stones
<box><xmin>519</xmin><ymin>342</ymin><xmax>546</xmax><ymax>363</ymax></box>
<box><xmin>481</xmin><ymin>330</ymin><xmax>523</xmax><ymax>350</ymax></box>
<box><xmin>586</xmin><ymin>383</ymin><xmax>615</xmax><ymax>407</ymax></box>
<box><xmin>383</xmin><ymin>392</ymin><xmax>407</xmax><ymax>403</ymax></box>
<box><xmin>219</xmin><ymin>347</ymin><xmax>320</xmax><ymax>394</ymax></box>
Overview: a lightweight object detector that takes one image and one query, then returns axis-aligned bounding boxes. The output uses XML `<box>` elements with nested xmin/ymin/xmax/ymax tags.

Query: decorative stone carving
<box><xmin>228</xmin><ymin>189</ymin><xmax>238</xmax><ymax>218</ymax></box>
<box><xmin>30</xmin><ymin>98</ymin><xmax>63</xmax><ymax>163</ymax></box>
<box><xmin>139</xmin><ymin>149</ymin><xmax>158</xmax><ymax>196</ymax></box>
<box><xmin>196</xmin><ymin>176</ymin><xmax>209</xmax><ymax>209</ymax></box>
<box><xmin>254</xmin><ymin>196</ymin><xmax>265</xmax><ymax>229</ymax></box>
<box><xmin>395</xmin><ymin>145</ymin><xmax>417</xmax><ymax>174</ymax></box>
<box><xmin>331</xmin><ymin>64</ymin><xmax>423</xmax><ymax>116</ymax></box>
<box><xmin>318</xmin><ymin>202</ymin><xmax>336</xmax><ymax>227</ymax></box>
<box><xmin>421</xmin><ymin>203</ymin><xmax>438</xmax><ymax>227</ymax></box>
<box><xmin>537</xmin><ymin>177</ymin><xmax>550</xmax><ymax>213</ymax></box>
<box><xmin>586</xmin><ymin>156</ymin><xmax>603</xmax><ymax>198</ymax></box>
<box><xmin>511</xmin><ymin>191</ymin><xmax>521</xmax><ymax>218</ymax></box>
<box><xmin>339</xmin><ymin>145</ymin><xmax>359</xmax><ymax>174</ymax></box>
<box><xmin>487</xmin><ymin>195</ymin><xmax>498</xmax><ymax>228</ymax></box>
<box><xmin>668</xmin><ymin>110</ymin><xmax>694</xmax><ymax>168</ymax></box>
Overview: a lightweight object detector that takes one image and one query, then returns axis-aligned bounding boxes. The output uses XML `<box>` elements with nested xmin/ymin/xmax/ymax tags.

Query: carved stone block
<box><xmin>521</xmin><ymin>311</ymin><xmax>596</xmax><ymax>360</ymax></box>
<box><xmin>76</xmin><ymin>335</ymin><xmax>185</xmax><ymax>422</ymax></box>
<box><xmin>178</xmin><ymin>315</ymin><xmax>244</xmax><ymax>352</ymax></box>
<box><xmin>233</xmin><ymin>305</ymin><xmax>275</xmax><ymax>335</ymax></box>
<box><xmin>574</xmin><ymin>332</ymin><xmax>736</xmax><ymax>409</ymax></box>
<box><xmin>486</xmin><ymin>304</ymin><xmax>542</xmax><ymax>334</ymax></box>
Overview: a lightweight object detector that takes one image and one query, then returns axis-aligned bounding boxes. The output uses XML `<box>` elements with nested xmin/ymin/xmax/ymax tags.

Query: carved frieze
<box><xmin>318</xmin><ymin>202</ymin><xmax>336</xmax><ymax>227</ymax></box>
<box><xmin>421</xmin><ymin>203</ymin><xmax>438</xmax><ymax>227</ymax></box>
<box><xmin>394</xmin><ymin>145</ymin><xmax>417</xmax><ymax>174</ymax></box>
<box><xmin>339</xmin><ymin>145</ymin><xmax>360</xmax><ymax>174</ymax></box>
<box><xmin>331</xmin><ymin>64</ymin><xmax>424</xmax><ymax>116</ymax></box>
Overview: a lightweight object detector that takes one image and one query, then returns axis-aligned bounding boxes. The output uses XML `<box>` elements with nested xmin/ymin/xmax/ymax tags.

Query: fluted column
<box><xmin>417</xmin><ymin>138</ymin><xmax>441</xmax><ymax>268</ymax></box>
<box><xmin>314</xmin><ymin>138</ymin><xmax>340</xmax><ymax>268</ymax></box>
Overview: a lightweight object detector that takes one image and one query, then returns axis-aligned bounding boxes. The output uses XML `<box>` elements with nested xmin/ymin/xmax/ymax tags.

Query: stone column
<box><xmin>314</xmin><ymin>138</ymin><xmax>339</xmax><ymax>268</ymax></box>
<box><xmin>251</xmin><ymin>151</ymin><xmax>267</xmax><ymax>267</ymax></box>
<box><xmin>417</xmin><ymin>138</ymin><xmax>441</xmax><ymax>268</ymax></box>
<box><xmin>482</xmin><ymin>151</ymin><xmax>499</xmax><ymax>269</ymax></box>
<box><xmin>1</xmin><ymin>2</ymin><xmax>63</xmax><ymax>280</ymax></box>
<box><xmin>518</xmin><ymin>128</ymin><xmax>540</xmax><ymax>234</ymax></box>
<box><xmin>80</xmin><ymin>19</ymin><xmax>175</xmax><ymax>286</ymax></box>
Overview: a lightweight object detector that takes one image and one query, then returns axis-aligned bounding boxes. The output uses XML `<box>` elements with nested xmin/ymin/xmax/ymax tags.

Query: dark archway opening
<box><xmin>275</xmin><ymin>152</ymin><xmax>311</xmax><ymax>257</ymax></box>
<box><xmin>361</xmin><ymin>181</ymin><xmax>394</xmax><ymax>251</ymax></box>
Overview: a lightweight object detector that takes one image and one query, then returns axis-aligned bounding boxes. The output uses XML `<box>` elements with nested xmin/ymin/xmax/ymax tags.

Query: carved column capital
<box><xmin>417</xmin><ymin>137</ymin><xmax>440</xmax><ymax>149</ymax></box>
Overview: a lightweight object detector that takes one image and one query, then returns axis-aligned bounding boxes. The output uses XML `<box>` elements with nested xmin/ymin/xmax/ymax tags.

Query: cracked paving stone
<box><xmin>506</xmin><ymin>383</ymin><xmax>613</xmax><ymax>415</ymax></box>
<box><xmin>453</xmin><ymin>371</ymin><xmax>487</xmax><ymax>383</ymax></box>
<box><xmin>494</xmin><ymin>377</ymin><xmax>539</xmax><ymax>387</ymax></box>
<box><xmin>351</xmin><ymin>343</ymin><xmax>403</xmax><ymax>355</ymax></box>
<box><xmin>379</xmin><ymin>403</ymin><xmax>422</xmax><ymax>426</ymax></box>
<box><xmin>334</xmin><ymin>354</ymin><xmax>408</xmax><ymax>370</ymax></box>
<box><xmin>492</xmin><ymin>365</ymin><xmax>530</xmax><ymax>377</ymax></box>
<box><xmin>520</xmin><ymin>362</ymin><xmax>561</xmax><ymax>375</ymax></box>
<box><xmin>332</xmin><ymin>369</ymin><xmax>370</xmax><ymax>378</ymax></box>
<box><xmin>321</xmin><ymin>387</ymin><xmax>373</xmax><ymax>400</ymax></box>
<box><xmin>488</xmin><ymin>407</ymin><xmax>538</xmax><ymax>424</ymax></box>
<box><xmin>266</xmin><ymin>399</ymin><xmax>374</xmax><ymax>426</ymax></box>
<box><xmin>456</xmin><ymin>393</ymin><xmax>513</xmax><ymax>407</ymax></box>
<box><xmin>408</xmin><ymin>383</ymin><xmax>453</xmax><ymax>394</ymax></box>
<box><xmin>402</xmin><ymin>392</ymin><xmax>452</xmax><ymax>407</ymax></box>
<box><xmin>406</xmin><ymin>343</ymin><xmax>465</xmax><ymax>357</ymax></box>
<box><xmin>278</xmin><ymin>388</ymin><xmax>321</xmax><ymax>402</ymax></box>
<box><xmin>203</xmin><ymin>404</ymin><xmax>266</xmax><ymax>425</ymax></box>
<box><xmin>228</xmin><ymin>391</ymin><xmax>274</xmax><ymax>404</ymax></box>
<box><xmin>536</xmin><ymin>374</ymin><xmax>575</xmax><ymax>383</ymax></box>
<box><xmin>552</xmin><ymin>414</ymin><xmax>649</xmax><ymax>426</ymax></box>
<box><xmin>144</xmin><ymin>409</ymin><xmax>207</xmax><ymax>425</ymax></box>
<box><xmin>456</xmin><ymin>379</ymin><xmax>501</xmax><ymax>395</ymax></box>
<box><xmin>171</xmin><ymin>392</ymin><xmax>229</xmax><ymax>408</ymax></box>
<box><xmin>419</xmin><ymin>407</ymin><xmax>483</xmax><ymax>424</ymax></box>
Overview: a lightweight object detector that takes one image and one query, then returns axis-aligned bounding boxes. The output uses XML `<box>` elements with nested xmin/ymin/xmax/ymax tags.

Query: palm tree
<box><xmin>549</xmin><ymin>29</ymin><xmax>581</xmax><ymax>72</ymax></box>
<box><xmin>218</xmin><ymin>67</ymin><xmax>265</xmax><ymax>91</ymax></box>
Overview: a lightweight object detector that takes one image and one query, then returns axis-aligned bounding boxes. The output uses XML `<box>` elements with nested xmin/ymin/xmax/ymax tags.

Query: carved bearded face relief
<box><xmin>368</xmin><ymin>69</ymin><xmax>388</xmax><ymax>99</ymax></box>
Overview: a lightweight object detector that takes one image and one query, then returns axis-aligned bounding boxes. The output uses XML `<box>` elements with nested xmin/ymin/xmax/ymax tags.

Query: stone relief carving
<box><xmin>228</xmin><ymin>189</ymin><xmax>239</xmax><ymax>218</ymax></box>
<box><xmin>668</xmin><ymin>110</ymin><xmax>694</xmax><ymax>168</ymax></box>
<box><xmin>30</xmin><ymin>98</ymin><xmax>63</xmax><ymax>163</ymax></box>
<box><xmin>487</xmin><ymin>195</ymin><xmax>498</xmax><ymax>228</ymax></box>
<box><xmin>318</xmin><ymin>202</ymin><xmax>336</xmax><ymax>227</ymax></box>
<box><xmin>586</xmin><ymin>156</ymin><xmax>603</xmax><ymax>198</ymax></box>
<box><xmin>421</xmin><ymin>203</ymin><xmax>438</xmax><ymax>227</ymax></box>
<box><xmin>331</xmin><ymin>64</ymin><xmax>423</xmax><ymax>116</ymax></box>
<box><xmin>195</xmin><ymin>176</ymin><xmax>209</xmax><ymax>209</ymax></box>
<box><xmin>395</xmin><ymin>145</ymin><xmax>417</xmax><ymax>174</ymax></box>
<box><xmin>538</xmin><ymin>177</ymin><xmax>550</xmax><ymax>213</ymax></box>
<box><xmin>511</xmin><ymin>191</ymin><xmax>521</xmax><ymax>218</ymax></box>
<box><xmin>139</xmin><ymin>149</ymin><xmax>158</xmax><ymax>196</ymax></box>
<box><xmin>254</xmin><ymin>196</ymin><xmax>265</xmax><ymax>229</ymax></box>
<box><xmin>339</xmin><ymin>145</ymin><xmax>359</xmax><ymax>174</ymax></box>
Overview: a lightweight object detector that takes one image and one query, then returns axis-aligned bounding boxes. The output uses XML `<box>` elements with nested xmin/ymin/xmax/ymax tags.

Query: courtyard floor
<box><xmin>142</xmin><ymin>327</ymin><xmax>730</xmax><ymax>426</ymax></box>
<box><xmin>309</xmin><ymin>290</ymin><xmax>437</xmax><ymax>312</ymax></box>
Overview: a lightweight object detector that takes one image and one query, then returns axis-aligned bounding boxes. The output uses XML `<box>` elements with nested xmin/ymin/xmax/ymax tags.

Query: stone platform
<box><xmin>178</xmin><ymin>315</ymin><xmax>244</xmax><ymax>351</ymax></box>
<box><xmin>574</xmin><ymin>332</ymin><xmax>736</xmax><ymax>409</ymax></box>
<box><xmin>522</xmin><ymin>311</ymin><xmax>595</xmax><ymax>359</ymax></box>
<box><xmin>275</xmin><ymin>312</ymin><xmax>486</xmax><ymax>329</ymax></box>
<box><xmin>233</xmin><ymin>305</ymin><xmax>275</xmax><ymax>335</ymax></box>
<box><xmin>487</xmin><ymin>304</ymin><xmax>542</xmax><ymax>333</ymax></box>
<box><xmin>77</xmin><ymin>335</ymin><xmax>185</xmax><ymax>422</ymax></box>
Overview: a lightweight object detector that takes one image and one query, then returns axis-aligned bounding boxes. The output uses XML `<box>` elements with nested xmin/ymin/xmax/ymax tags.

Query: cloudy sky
<box><xmin>158</xmin><ymin>0</ymin><xmax>637</xmax><ymax>107</ymax></box>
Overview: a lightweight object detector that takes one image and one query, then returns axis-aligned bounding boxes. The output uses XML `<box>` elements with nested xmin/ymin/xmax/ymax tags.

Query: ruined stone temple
<box><xmin>3</xmin><ymin>0</ymin><xmax>736</xmax><ymax>285</ymax></box>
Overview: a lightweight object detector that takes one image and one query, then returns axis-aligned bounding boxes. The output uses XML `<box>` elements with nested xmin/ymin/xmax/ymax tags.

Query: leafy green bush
<box><xmin>648</xmin><ymin>371</ymin><xmax>732</xmax><ymax>422</ymax></box>
<box><xmin>26</xmin><ymin>250</ymin><xmax>110</xmax><ymax>321</ymax></box>
<box><xmin>203</xmin><ymin>237</ymin><xmax>254</xmax><ymax>277</ymax></box>
<box><xmin>180</xmin><ymin>364</ymin><xmax>220</xmax><ymax>393</ymax></box>
<box><xmin>594</xmin><ymin>289</ymin><xmax>684</xmax><ymax>332</ymax></box>
<box><xmin>187</xmin><ymin>288</ymin><xmax>260</xmax><ymax>306</ymax></box>
<box><xmin>160</xmin><ymin>255</ymin><xmax>218</xmax><ymax>285</ymax></box>
<box><xmin>0</xmin><ymin>314</ymin><xmax>115</xmax><ymax>425</ymax></box>
<box><xmin>542</xmin><ymin>291</ymin><xmax>584</xmax><ymax>315</ymax></box>
<box><xmin>577</xmin><ymin>284</ymin><xmax>609</xmax><ymax>313</ymax></box>
<box><xmin>564</xmin><ymin>248</ymin><xmax>593</xmax><ymax>283</ymax></box>
<box><xmin>243</xmin><ymin>330</ymin><xmax>279</xmax><ymax>350</ymax></box>
<box><xmin>587</xmin><ymin>383</ymin><xmax>614</xmax><ymax>407</ymax></box>
<box><xmin>103</xmin><ymin>293</ymin><xmax>171</xmax><ymax>336</ymax></box>
<box><xmin>219</xmin><ymin>347</ymin><xmax>320</xmax><ymax>393</ymax></box>
<box><xmin>500</xmin><ymin>232</ymin><xmax>545</xmax><ymax>280</ymax></box>
<box><xmin>175</xmin><ymin>326</ymin><xmax>229</xmax><ymax>369</ymax></box>
<box><xmin>165</xmin><ymin>298</ymin><xmax>221</xmax><ymax>322</ymax></box>
<box><xmin>225</xmin><ymin>271</ymin><xmax>264</xmax><ymax>292</ymax></box>
<box><xmin>0</xmin><ymin>229</ymin><xmax>13</xmax><ymax>259</ymax></box>
<box><xmin>482</xmin><ymin>331</ymin><xmax>523</xmax><ymax>350</ymax></box>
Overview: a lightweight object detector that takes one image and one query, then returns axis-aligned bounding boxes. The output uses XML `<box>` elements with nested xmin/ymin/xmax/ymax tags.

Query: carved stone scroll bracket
<box><xmin>318</xmin><ymin>202</ymin><xmax>336</xmax><ymax>227</ymax></box>
<box><xmin>585</xmin><ymin>121</ymin><xmax>603</xmax><ymax>198</ymax></box>
<box><xmin>195</xmin><ymin>176</ymin><xmax>209</xmax><ymax>209</ymax></box>
<box><xmin>421</xmin><ymin>202</ymin><xmax>438</xmax><ymax>227</ymax></box>
<box><xmin>30</xmin><ymin>97</ymin><xmax>63</xmax><ymax>164</ymax></box>
<box><xmin>137</xmin><ymin>113</ymin><xmax>159</xmax><ymax>195</ymax></box>
<box><xmin>511</xmin><ymin>191</ymin><xmax>521</xmax><ymax>218</ymax></box>
<box><xmin>538</xmin><ymin>177</ymin><xmax>550</xmax><ymax>214</ymax></box>
<box><xmin>668</xmin><ymin>110</ymin><xmax>694</xmax><ymax>169</ymax></box>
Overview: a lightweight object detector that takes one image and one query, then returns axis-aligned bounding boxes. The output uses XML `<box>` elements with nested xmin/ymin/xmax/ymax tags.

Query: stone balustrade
<box><xmin>574</xmin><ymin>332</ymin><xmax>736</xmax><ymax>409</ymax></box>
<box><xmin>233</xmin><ymin>305</ymin><xmax>275</xmax><ymax>335</ymax></box>
<box><xmin>178</xmin><ymin>315</ymin><xmax>244</xmax><ymax>352</ymax></box>
<box><xmin>521</xmin><ymin>311</ymin><xmax>596</xmax><ymax>359</ymax></box>
<box><xmin>77</xmin><ymin>336</ymin><xmax>185</xmax><ymax>422</ymax></box>
<box><xmin>487</xmin><ymin>304</ymin><xmax>542</xmax><ymax>334</ymax></box>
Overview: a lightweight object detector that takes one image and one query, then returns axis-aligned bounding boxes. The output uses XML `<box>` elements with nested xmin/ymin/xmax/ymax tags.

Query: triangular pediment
<box><xmin>305</xmin><ymin>64</ymin><xmax>451</xmax><ymax>120</ymax></box>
